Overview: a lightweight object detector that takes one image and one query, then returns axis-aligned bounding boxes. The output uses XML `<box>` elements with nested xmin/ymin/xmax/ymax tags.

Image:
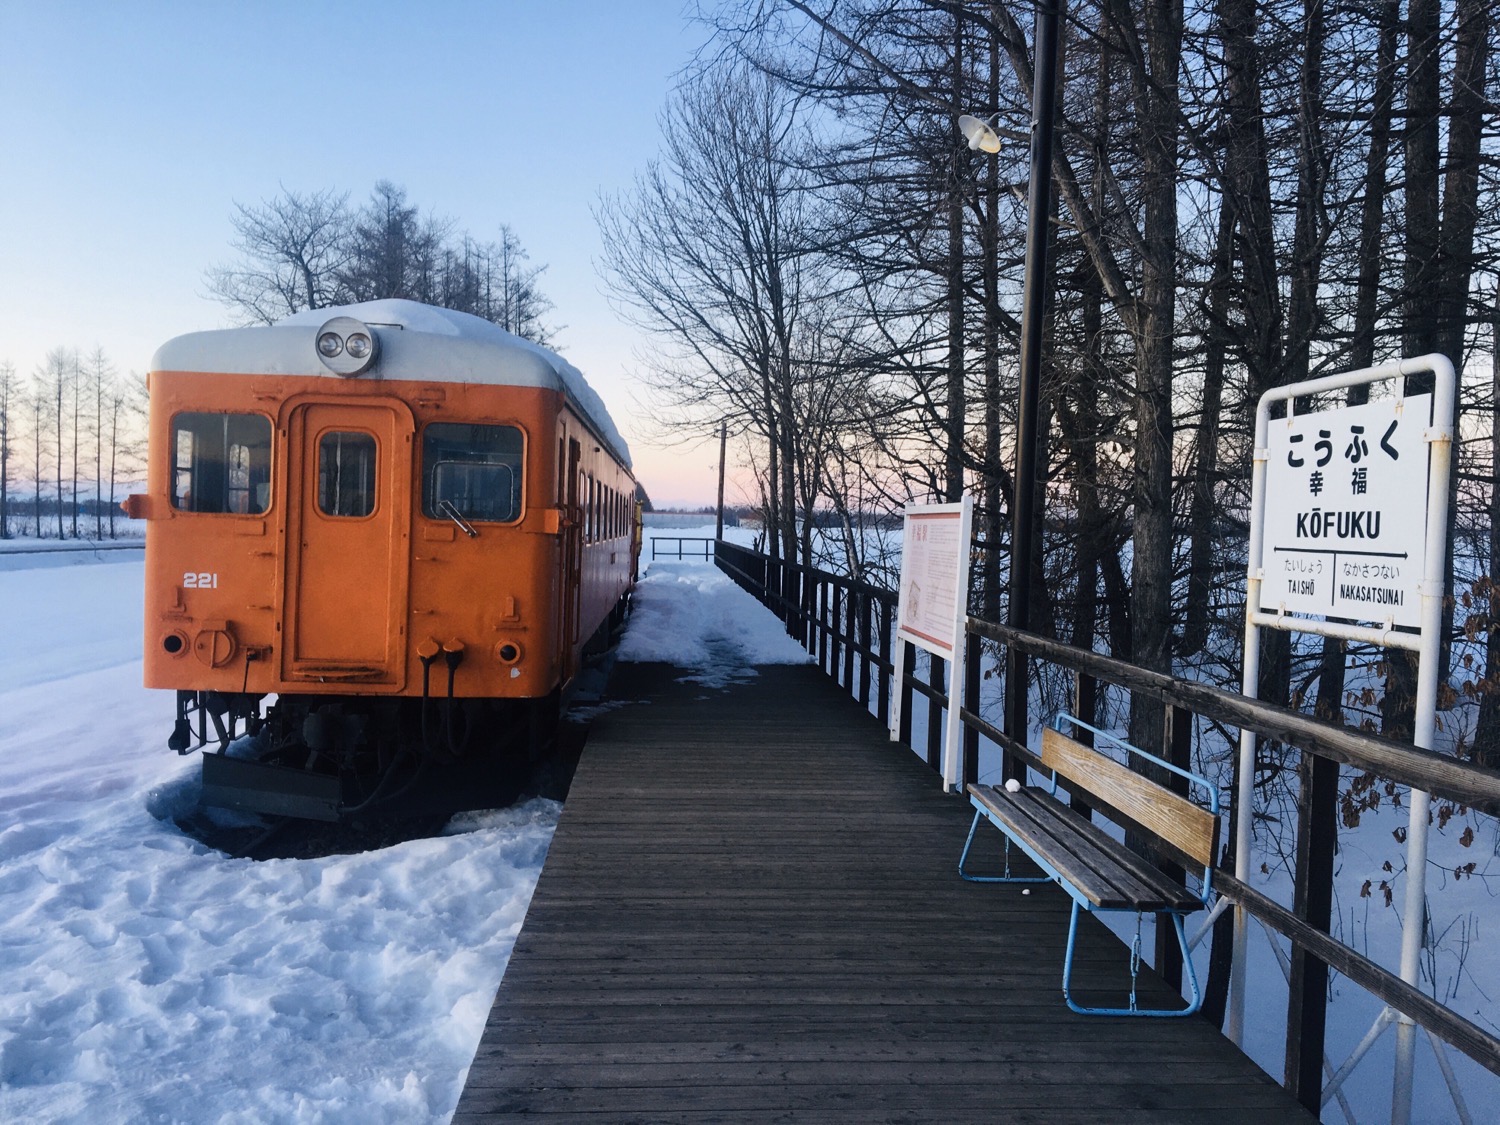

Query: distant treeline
<box><xmin>0</xmin><ymin>349</ymin><xmax>144</xmax><ymax>541</ymax></box>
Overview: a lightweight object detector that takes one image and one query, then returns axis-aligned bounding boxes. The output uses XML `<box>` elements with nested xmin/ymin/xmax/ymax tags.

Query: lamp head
<box><xmin>958</xmin><ymin>113</ymin><xmax>1002</xmax><ymax>154</ymax></box>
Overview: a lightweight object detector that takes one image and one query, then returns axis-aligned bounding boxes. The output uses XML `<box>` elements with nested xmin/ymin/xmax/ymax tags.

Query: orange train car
<box><xmin>126</xmin><ymin>299</ymin><xmax>639</xmax><ymax>820</ymax></box>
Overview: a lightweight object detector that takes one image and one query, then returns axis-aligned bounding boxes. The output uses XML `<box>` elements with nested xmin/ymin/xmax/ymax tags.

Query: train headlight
<box><xmin>313</xmin><ymin>316</ymin><xmax>380</xmax><ymax>377</ymax></box>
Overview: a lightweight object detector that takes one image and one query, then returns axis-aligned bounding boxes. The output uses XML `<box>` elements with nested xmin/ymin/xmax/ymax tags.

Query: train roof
<box><xmin>151</xmin><ymin>298</ymin><xmax>631</xmax><ymax>469</ymax></box>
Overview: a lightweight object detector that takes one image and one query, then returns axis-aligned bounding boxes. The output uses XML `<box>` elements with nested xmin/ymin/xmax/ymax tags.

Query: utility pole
<box><xmin>1004</xmin><ymin>0</ymin><xmax>1063</xmax><ymax>763</ymax></box>
<box><xmin>715</xmin><ymin>420</ymin><xmax>727</xmax><ymax>540</ymax></box>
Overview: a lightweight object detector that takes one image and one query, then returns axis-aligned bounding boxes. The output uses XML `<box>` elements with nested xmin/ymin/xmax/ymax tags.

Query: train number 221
<box><xmin>183</xmin><ymin>572</ymin><xmax>219</xmax><ymax>589</ymax></box>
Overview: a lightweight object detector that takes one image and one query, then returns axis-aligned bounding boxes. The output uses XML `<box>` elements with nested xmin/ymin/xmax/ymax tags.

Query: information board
<box><xmin>896</xmin><ymin>504</ymin><xmax>969</xmax><ymax>658</ymax></box>
<box><xmin>1260</xmin><ymin>394</ymin><xmax>1431</xmax><ymax>628</ymax></box>
<box><xmin>890</xmin><ymin>497</ymin><xmax>973</xmax><ymax>792</ymax></box>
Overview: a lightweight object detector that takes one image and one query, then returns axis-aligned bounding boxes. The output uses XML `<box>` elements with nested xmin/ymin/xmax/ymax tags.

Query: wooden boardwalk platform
<box><xmin>455</xmin><ymin>661</ymin><xmax>1313</xmax><ymax>1123</ymax></box>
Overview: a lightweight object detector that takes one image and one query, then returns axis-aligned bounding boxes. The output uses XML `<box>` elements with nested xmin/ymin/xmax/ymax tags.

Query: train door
<box><xmin>560</xmin><ymin>436</ymin><xmax>583</xmax><ymax>681</ymax></box>
<box><xmin>282</xmin><ymin>400</ymin><xmax>412</xmax><ymax>686</ymax></box>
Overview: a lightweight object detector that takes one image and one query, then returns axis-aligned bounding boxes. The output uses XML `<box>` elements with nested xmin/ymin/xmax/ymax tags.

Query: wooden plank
<box><xmin>455</xmin><ymin>662</ymin><xmax>1313</xmax><ymax>1121</ymax></box>
<box><xmin>1042</xmin><ymin>727</ymin><xmax>1218</xmax><ymax>866</ymax></box>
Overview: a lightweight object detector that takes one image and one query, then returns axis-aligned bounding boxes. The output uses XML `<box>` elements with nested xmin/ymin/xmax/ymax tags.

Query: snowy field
<box><xmin>0</xmin><ymin>530</ymin><xmax>811</xmax><ymax>1124</ymax></box>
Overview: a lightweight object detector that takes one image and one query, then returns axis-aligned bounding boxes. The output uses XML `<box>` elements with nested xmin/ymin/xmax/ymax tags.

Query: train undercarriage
<box><xmin>174</xmin><ymin>687</ymin><xmax>561</xmax><ymax>824</ymax></box>
<box><xmin>169</xmin><ymin>596</ymin><xmax>630</xmax><ymax>828</ymax></box>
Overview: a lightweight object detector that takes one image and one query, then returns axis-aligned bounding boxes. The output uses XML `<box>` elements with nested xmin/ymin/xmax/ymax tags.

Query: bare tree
<box><xmin>105</xmin><ymin>373</ymin><xmax>147</xmax><ymax>539</ymax></box>
<box><xmin>0</xmin><ymin>361</ymin><xmax>14</xmax><ymax>538</ymax></box>
<box><xmin>208</xmin><ymin>182</ymin><xmax>559</xmax><ymax>346</ymax></box>
<box><xmin>598</xmin><ymin>62</ymin><xmax>838</xmax><ymax>567</ymax></box>
<box><xmin>483</xmin><ymin>225</ymin><xmax>556</xmax><ymax>345</ymax></box>
<box><xmin>339</xmin><ymin>180</ymin><xmax>448</xmax><ymax>304</ymax></box>
<box><xmin>81</xmin><ymin>348</ymin><xmax>115</xmax><ymax>539</ymax></box>
<box><xmin>206</xmin><ymin>187</ymin><xmax>353</xmax><ymax>324</ymax></box>
<box><xmin>35</xmin><ymin>349</ymin><xmax>75</xmax><ymax>539</ymax></box>
<box><xmin>28</xmin><ymin>379</ymin><xmax>47</xmax><ymax>538</ymax></box>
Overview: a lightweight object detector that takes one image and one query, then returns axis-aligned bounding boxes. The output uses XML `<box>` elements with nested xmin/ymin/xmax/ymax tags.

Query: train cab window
<box><xmin>317</xmin><ymin>431</ymin><xmax>377</xmax><ymax>518</ymax></box>
<box><xmin>171</xmin><ymin>412</ymin><xmax>271</xmax><ymax>514</ymax></box>
<box><xmin>422</xmin><ymin>423</ymin><xmax>524</xmax><ymax>523</ymax></box>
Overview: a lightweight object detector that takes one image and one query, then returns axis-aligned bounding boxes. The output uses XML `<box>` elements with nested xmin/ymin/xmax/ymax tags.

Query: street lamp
<box><xmin>966</xmin><ymin>1</ymin><xmax>1063</xmax><ymax>768</ymax></box>
<box><xmin>958</xmin><ymin>114</ymin><xmax>1003</xmax><ymax>154</ymax></box>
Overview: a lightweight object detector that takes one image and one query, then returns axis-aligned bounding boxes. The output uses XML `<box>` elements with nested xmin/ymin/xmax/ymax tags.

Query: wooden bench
<box><xmin>959</xmin><ymin>713</ymin><xmax>1220</xmax><ymax>1017</ymax></box>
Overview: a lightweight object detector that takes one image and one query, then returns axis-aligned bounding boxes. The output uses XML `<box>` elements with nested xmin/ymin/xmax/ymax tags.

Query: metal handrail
<box><xmin>649</xmin><ymin>536</ymin><xmax>714</xmax><ymax>561</ymax></box>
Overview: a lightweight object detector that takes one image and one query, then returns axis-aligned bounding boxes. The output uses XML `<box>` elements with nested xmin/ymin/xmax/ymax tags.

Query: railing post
<box><xmin>827</xmin><ymin>581</ymin><xmax>837</xmax><ymax>683</ymax></box>
<box><xmin>1069</xmin><ymin>670</ymin><xmax>1096</xmax><ymax>820</ymax></box>
<box><xmin>817</xmin><ymin>579</ymin><xmax>830</xmax><ymax>670</ymax></box>
<box><xmin>799</xmin><ymin>565</ymin><xmax>813</xmax><ymax>647</ymax></box>
<box><xmin>899</xmin><ymin>641</ymin><xmax>916</xmax><ymax>747</ymax></box>
<box><xmin>963</xmin><ymin>632</ymin><xmax>981</xmax><ymax>787</ymax></box>
<box><xmin>797</xmin><ymin>566</ymin><xmax>810</xmax><ymax>647</ymax></box>
<box><xmin>927</xmin><ymin>655</ymin><xmax>945</xmax><ymax>772</ymax></box>
<box><xmin>858</xmin><ymin>591</ymin><xmax>873</xmax><ymax>711</ymax></box>
<box><xmin>1285</xmin><ymin>745</ymin><xmax>1339</xmax><ymax>1111</ymax></box>
<box><xmin>841</xmin><ymin>583</ymin><xmax>855</xmax><ymax>692</ymax></box>
<box><xmin>878</xmin><ymin>598</ymin><xmax>894</xmax><ymax>727</ymax></box>
<box><xmin>1155</xmin><ymin>703</ymin><xmax>1192</xmax><ymax>990</ymax></box>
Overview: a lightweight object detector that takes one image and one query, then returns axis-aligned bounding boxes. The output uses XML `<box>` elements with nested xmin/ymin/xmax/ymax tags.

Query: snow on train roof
<box><xmin>151</xmin><ymin>298</ymin><xmax>631</xmax><ymax>469</ymax></box>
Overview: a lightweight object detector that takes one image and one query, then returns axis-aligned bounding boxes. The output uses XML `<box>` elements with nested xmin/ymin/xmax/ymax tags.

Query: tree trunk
<box><xmin>1182</xmin><ymin>203</ymin><xmax>1233</xmax><ymax>657</ymax></box>
<box><xmin>1385</xmin><ymin>0</ymin><xmax>1443</xmax><ymax>737</ymax></box>
<box><xmin>1478</xmin><ymin>304</ymin><xmax>1500</xmax><ymax>764</ymax></box>
<box><xmin>53</xmin><ymin>369</ymin><xmax>64</xmax><ymax>539</ymax></box>
<box><xmin>1435</xmin><ymin>0</ymin><xmax>1490</xmax><ymax>685</ymax></box>
<box><xmin>1318</xmin><ymin>0</ymin><xmax>1398</xmax><ymax>724</ymax></box>
<box><xmin>1127</xmin><ymin>0</ymin><xmax>1183</xmax><ymax>755</ymax></box>
<box><xmin>1219</xmin><ymin>0</ymin><xmax>1283</xmax><ymax>400</ymax></box>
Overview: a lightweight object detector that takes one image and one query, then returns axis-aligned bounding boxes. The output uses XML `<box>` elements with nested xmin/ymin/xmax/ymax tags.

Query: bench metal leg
<box><xmin>1062</xmin><ymin>903</ymin><xmax>1203</xmax><ymax>1018</ymax></box>
<box><xmin>958</xmin><ymin>809</ymin><xmax>1051</xmax><ymax>884</ymax></box>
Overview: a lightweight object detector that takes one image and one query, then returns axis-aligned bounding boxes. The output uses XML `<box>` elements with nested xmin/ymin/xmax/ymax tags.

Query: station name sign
<box><xmin>1260</xmin><ymin>394</ymin><xmax>1431</xmax><ymax>628</ymax></box>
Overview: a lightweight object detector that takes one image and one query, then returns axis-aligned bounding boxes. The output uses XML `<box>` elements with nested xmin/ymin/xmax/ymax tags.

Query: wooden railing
<box><xmin>713</xmin><ymin>539</ymin><xmax>1500</xmax><ymax>1115</ymax></box>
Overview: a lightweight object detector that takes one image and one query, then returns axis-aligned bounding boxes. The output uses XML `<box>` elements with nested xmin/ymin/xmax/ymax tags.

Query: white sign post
<box><xmin>1228</xmin><ymin>356</ymin><xmax>1453</xmax><ymax>1125</ymax></box>
<box><xmin>890</xmin><ymin>496</ymin><xmax>974</xmax><ymax>791</ymax></box>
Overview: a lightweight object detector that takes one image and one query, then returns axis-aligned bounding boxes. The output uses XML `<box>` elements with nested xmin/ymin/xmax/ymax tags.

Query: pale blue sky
<box><xmin>0</xmin><ymin>0</ymin><xmax>728</xmax><ymax>506</ymax></box>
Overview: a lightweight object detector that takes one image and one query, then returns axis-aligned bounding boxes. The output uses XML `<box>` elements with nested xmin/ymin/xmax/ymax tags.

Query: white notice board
<box><xmin>1261</xmin><ymin>394</ymin><xmax>1431</xmax><ymax>628</ymax></box>
<box><xmin>896</xmin><ymin>501</ymin><xmax>971</xmax><ymax>658</ymax></box>
<box><xmin>891</xmin><ymin>497</ymin><xmax>973</xmax><ymax>791</ymax></box>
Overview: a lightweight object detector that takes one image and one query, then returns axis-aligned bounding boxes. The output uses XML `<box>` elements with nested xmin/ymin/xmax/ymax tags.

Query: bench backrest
<box><xmin>1042</xmin><ymin>728</ymin><xmax>1220</xmax><ymax>868</ymax></box>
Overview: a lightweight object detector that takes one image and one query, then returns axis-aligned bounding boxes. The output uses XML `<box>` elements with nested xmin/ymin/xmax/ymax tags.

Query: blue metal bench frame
<box><xmin>960</xmin><ymin>713</ymin><xmax>1220</xmax><ymax>1018</ymax></box>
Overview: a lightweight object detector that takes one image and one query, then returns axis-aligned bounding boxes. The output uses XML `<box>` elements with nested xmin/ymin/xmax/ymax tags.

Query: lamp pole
<box><xmin>1003</xmin><ymin>1</ymin><xmax>1064</xmax><ymax>758</ymax></box>
<box><xmin>716</xmin><ymin>420</ymin><xmax>727</xmax><ymax>540</ymax></box>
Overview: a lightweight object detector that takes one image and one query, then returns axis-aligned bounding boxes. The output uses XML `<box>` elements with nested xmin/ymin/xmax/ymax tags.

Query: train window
<box><xmin>422</xmin><ymin>423</ymin><xmax>524</xmax><ymax>523</ymax></box>
<box><xmin>317</xmin><ymin>431</ymin><xmax>377</xmax><ymax>518</ymax></box>
<box><xmin>171</xmin><ymin>412</ymin><xmax>271</xmax><ymax>514</ymax></box>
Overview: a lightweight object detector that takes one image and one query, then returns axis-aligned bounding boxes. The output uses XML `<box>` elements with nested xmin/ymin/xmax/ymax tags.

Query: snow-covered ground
<box><xmin>3</xmin><ymin>525</ymin><xmax>1494</xmax><ymax>1123</ymax></box>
